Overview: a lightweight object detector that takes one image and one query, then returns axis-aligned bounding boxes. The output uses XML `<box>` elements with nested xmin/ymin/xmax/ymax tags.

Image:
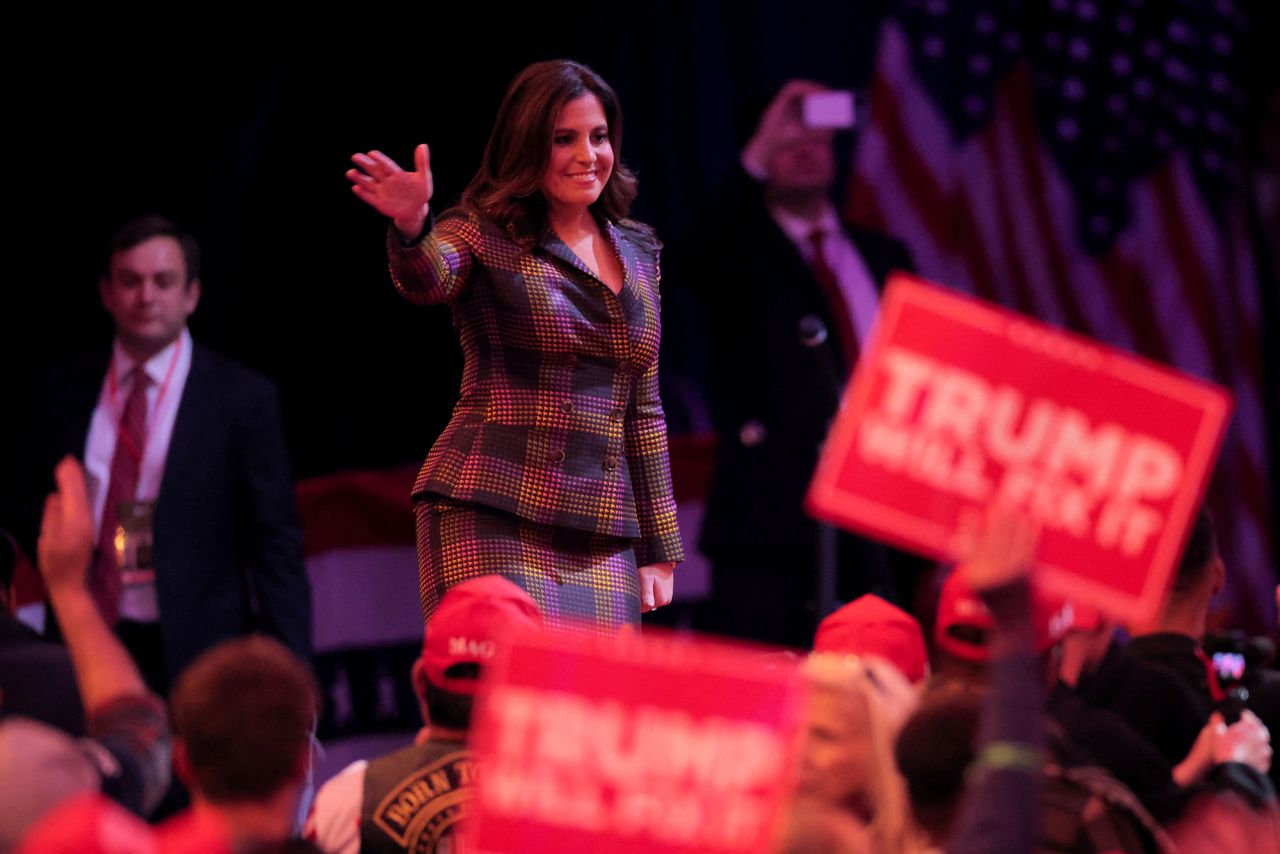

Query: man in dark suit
<box><xmin>690</xmin><ymin>81</ymin><xmax>924</xmax><ymax>648</ymax></box>
<box><xmin>7</xmin><ymin>216</ymin><xmax>310</xmax><ymax>692</ymax></box>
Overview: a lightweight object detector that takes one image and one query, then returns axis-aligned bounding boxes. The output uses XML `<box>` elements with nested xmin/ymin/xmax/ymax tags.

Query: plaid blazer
<box><xmin>387</xmin><ymin>210</ymin><xmax>684</xmax><ymax>566</ymax></box>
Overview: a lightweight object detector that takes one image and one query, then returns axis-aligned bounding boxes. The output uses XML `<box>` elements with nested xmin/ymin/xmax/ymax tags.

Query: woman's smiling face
<box><xmin>540</xmin><ymin>93</ymin><xmax>614</xmax><ymax>216</ymax></box>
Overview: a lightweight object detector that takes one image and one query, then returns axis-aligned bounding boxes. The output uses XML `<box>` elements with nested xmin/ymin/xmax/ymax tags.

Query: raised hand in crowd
<box><xmin>958</xmin><ymin>504</ymin><xmax>1039</xmax><ymax>593</ymax></box>
<box><xmin>1175</xmin><ymin>709</ymin><xmax>1273</xmax><ymax>786</ymax></box>
<box><xmin>942</xmin><ymin>505</ymin><xmax>1043</xmax><ymax>854</ymax></box>
<box><xmin>956</xmin><ymin>504</ymin><xmax>1041</xmax><ymax>663</ymax></box>
<box><xmin>741</xmin><ymin>79</ymin><xmax>831</xmax><ymax>177</ymax></box>
<box><xmin>13</xmin><ymin>457</ymin><xmax>173</xmax><ymax>832</ymax></box>
<box><xmin>1214</xmin><ymin>710</ymin><xmax>1272</xmax><ymax>775</ymax></box>
<box><xmin>347</xmin><ymin>143</ymin><xmax>434</xmax><ymax>239</ymax></box>
<box><xmin>37</xmin><ymin>457</ymin><xmax>96</xmax><ymax>595</ymax></box>
<box><xmin>38</xmin><ymin>457</ymin><xmax>150</xmax><ymax>709</ymax></box>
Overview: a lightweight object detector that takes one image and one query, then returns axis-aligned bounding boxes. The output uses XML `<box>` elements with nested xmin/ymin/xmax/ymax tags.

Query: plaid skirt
<box><xmin>414</xmin><ymin>496</ymin><xmax>641</xmax><ymax>635</ymax></box>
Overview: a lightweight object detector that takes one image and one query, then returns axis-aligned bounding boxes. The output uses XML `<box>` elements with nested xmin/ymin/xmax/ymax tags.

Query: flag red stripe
<box><xmin>866</xmin><ymin>72</ymin><xmax>958</xmax><ymax>253</ymax></box>
<box><xmin>847</xmin><ymin>171</ymin><xmax>889</xmax><ymax>235</ymax></box>
<box><xmin>1005</xmin><ymin>69</ymin><xmax>1095</xmax><ymax>336</ymax></box>
<box><xmin>981</xmin><ymin>125</ymin><xmax>1049</xmax><ymax>317</ymax></box>
<box><xmin>952</xmin><ymin>177</ymin><xmax>1003</xmax><ymax>303</ymax></box>
<box><xmin>1150</xmin><ymin>169</ymin><xmax>1234</xmax><ymax>381</ymax></box>
<box><xmin>1094</xmin><ymin>249</ymin><xmax>1174</xmax><ymax>364</ymax></box>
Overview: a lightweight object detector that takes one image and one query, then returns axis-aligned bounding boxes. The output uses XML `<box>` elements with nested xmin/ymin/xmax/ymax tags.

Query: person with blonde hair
<box><xmin>794</xmin><ymin>651</ymin><xmax>922</xmax><ymax>852</ymax></box>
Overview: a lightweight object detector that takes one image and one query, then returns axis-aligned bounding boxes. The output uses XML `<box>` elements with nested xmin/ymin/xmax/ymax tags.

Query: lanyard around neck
<box><xmin>107</xmin><ymin>336</ymin><xmax>183</xmax><ymax>464</ymax></box>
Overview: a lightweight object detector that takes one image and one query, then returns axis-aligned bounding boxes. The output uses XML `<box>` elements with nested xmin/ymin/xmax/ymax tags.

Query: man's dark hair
<box><xmin>895</xmin><ymin>679</ymin><xmax>983</xmax><ymax>843</ymax></box>
<box><xmin>105</xmin><ymin>215</ymin><xmax>201</xmax><ymax>283</ymax></box>
<box><xmin>1171</xmin><ymin>505</ymin><xmax>1218</xmax><ymax>593</ymax></box>
<box><xmin>423</xmin><ymin>663</ymin><xmax>478</xmax><ymax>731</ymax></box>
<box><xmin>170</xmin><ymin>637</ymin><xmax>318</xmax><ymax>803</ymax></box>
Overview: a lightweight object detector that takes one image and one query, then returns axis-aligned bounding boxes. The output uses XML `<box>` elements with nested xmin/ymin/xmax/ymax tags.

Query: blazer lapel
<box><xmin>67</xmin><ymin>351</ymin><xmax>113</xmax><ymax>455</ymax></box>
<box><xmin>158</xmin><ymin>343</ymin><xmax>209</xmax><ymax>502</ymax></box>
<box><xmin>537</xmin><ymin>229</ymin><xmax>599</xmax><ymax>283</ymax></box>
<box><xmin>604</xmin><ymin>221</ymin><xmax>639</xmax><ymax>293</ymax></box>
<box><xmin>537</xmin><ymin>221</ymin><xmax>637</xmax><ymax>294</ymax></box>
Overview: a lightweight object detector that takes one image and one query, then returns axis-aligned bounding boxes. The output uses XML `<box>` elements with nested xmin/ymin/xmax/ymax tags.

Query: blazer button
<box><xmin>610</xmin><ymin>408</ymin><xmax>624</xmax><ymax>422</ymax></box>
<box><xmin>617</xmin><ymin>359</ymin><xmax>631</xmax><ymax>373</ymax></box>
<box><xmin>560</xmin><ymin>400</ymin><xmax>574</xmax><ymax>414</ymax></box>
<box><xmin>603</xmin><ymin>455</ymin><xmax>619</xmax><ymax>472</ymax></box>
<box><xmin>550</xmin><ymin>450</ymin><xmax>566</xmax><ymax>464</ymax></box>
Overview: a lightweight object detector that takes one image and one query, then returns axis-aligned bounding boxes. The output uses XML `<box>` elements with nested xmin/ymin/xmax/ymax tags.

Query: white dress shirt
<box><xmin>767</xmin><ymin>200</ymin><xmax>882</xmax><ymax>350</ymax></box>
<box><xmin>84</xmin><ymin>328</ymin><xmax>193</xmax><ymax>622</ymax></box>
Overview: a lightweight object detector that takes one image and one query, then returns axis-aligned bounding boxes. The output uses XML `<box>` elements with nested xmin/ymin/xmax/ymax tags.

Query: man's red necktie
<box><xmin>92</xmin><ymin>365</ymin><xmax>150</xmax><ymax>623</ymax></box>
<box><xmin>808</xmin><ymin>229</ymin><xmax>860</xmax><ymax>370</ymax></box>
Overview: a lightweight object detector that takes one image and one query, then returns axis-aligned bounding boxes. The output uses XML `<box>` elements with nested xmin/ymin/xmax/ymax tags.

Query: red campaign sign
<box><xmin>463</xmin><ymin>628</ymin><xmax>809</xmax><ymax>854</ymax></box>
<box><xmin>806</xmin><ymin>275</ymin><xmax>1233</xmax><ymax>626</ymax></box>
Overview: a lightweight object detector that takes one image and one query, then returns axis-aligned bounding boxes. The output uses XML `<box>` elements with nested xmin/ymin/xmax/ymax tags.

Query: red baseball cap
<box><xmin>423</xmin><ymin>575</ymin><xmax>543</xmax><ymax>695</ymax></box>
<box><xmin>813</xmin><ymin>594</ymin><xmax>930</xmax><ymax>683</ymax></box>
<box><xmin>934</xmin><ymin>570</ymin><xmax>1076</xmax><ymax>663</ymax></box>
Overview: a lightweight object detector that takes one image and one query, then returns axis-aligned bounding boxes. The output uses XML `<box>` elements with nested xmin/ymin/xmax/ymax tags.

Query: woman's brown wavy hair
<box><xmin>461</xmin><ymin>60</ymin><xmax>639</xmax><ymax>250</ymax></box>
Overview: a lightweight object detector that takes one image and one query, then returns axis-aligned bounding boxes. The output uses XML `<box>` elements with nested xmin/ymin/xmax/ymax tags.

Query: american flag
<box><xmin>847</xmin><ymin>0</ymin><xmax>1275</xmax><ymax>630</ymax></box>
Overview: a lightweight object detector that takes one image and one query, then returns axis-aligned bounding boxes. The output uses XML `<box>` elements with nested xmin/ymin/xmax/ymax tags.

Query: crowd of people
<box><xmin>2</xmin><ymin>58</ymin><xmax>1278</xmax><ymax>853</ymax></box>
<box><xmin>6</xmin><ymin>457</ymin><xmax>1280</xmax><ymax>852</ymax></box>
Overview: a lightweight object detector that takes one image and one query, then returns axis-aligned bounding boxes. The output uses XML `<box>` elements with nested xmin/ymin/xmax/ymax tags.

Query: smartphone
<box><xmin>802</xmin><ymin>91</ymin><xmax>857</xmax><ymax>130</ymax></box>
<box><xmin>1212</xmin><ymin>651</ymin><xmax>1247</xmax><ymax>683</ymax></box>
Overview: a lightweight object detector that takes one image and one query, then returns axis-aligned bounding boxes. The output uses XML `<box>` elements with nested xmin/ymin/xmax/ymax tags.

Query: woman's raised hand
<box><xmin>348</xmin><ymin>143</ymin><xmax>434</xmax><ymax>239</ymax></box>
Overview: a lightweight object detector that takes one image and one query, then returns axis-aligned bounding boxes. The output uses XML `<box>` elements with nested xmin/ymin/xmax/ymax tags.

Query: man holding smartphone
<box><xmin>690</xmin><ymin>80</ymin><xmax>925</xmax><ymax>648</ymax></box>
<box><xmin>1129</xmin><ymin>506</ymin><xmax>1280</xmax><ymax>790</ymax></box>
